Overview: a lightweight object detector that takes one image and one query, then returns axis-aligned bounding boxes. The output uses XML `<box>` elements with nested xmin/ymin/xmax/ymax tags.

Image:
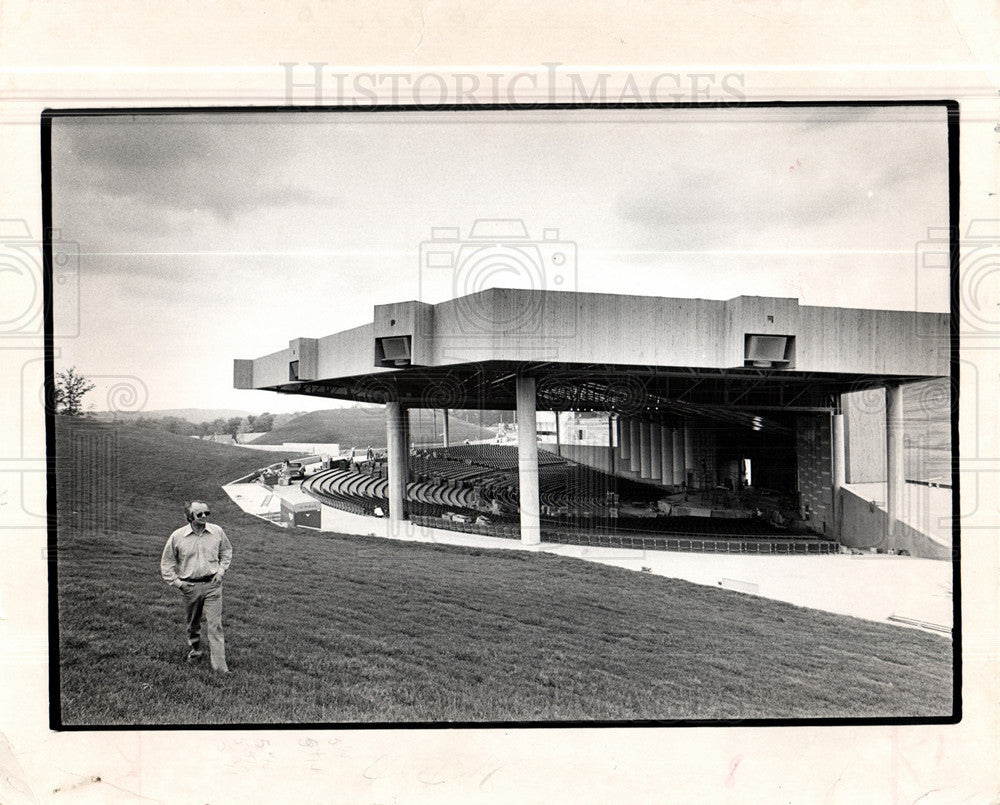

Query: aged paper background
<box><xmin>1</xmin><ymin>1</ymin><xmax>998</xmax><ymax>802</ymax></box>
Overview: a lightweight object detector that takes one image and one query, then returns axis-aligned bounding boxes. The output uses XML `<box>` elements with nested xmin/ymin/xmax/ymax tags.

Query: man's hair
<box><xmin>185</xmin><ymin>501</ymin><xmax>207</xmax><ymax>522</ymax></box>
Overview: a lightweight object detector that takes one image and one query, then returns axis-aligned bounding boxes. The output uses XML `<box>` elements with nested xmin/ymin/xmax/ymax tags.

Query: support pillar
<box><xmin>832</xmin><ymin>409</ymin><xmax>846</xmax><ymax>539</ymax></box>
<box><xmin>885</xmin><ymin>383</ymin><xmax>904</xmax><ymax>553</ymax></box>
<box><xmin>660</xmin><ymin>425</ymin><xmax>673</xmax><ymax>485</ymax></box>
<box><xmin>650</xmin><ymin>422</ymin><xmax>662</xmax><ymax>481</ymax></box>
<box><xmin>618</xmin><ymin>416</ymin><xmax>630</xmax><ymax>462</ymax></box>
<box><xmin>684</xmin><ymin>426</ymin><xmax>695</xmax><ymax>489</ymax></box>
<box><xmin>639</xmin><ymin>420</ymin><xmax>652</xmax><ymax>478</ymax></box>
<box><xmin>629</xmin><ymin>419</ymin><xmax>641</xmax><ymax>476</ymax></box>
<box><xmin>403</xmin><ymin>409</ymin><xmax>411</xmax><ymax>480</ymax></box>
<box><xmin>516</xmin><ymin>375</ymin><xmax>541</xmax><ymax>545</ymax></box>
<box><xmin>554</xmin><ymin>411</ymin><xmax>562</xmax><ymax>457</ymax></box>
<box><xmin>608</xmin><ymin>415</ymin><xmax>616</xmax><ymax>475</ymax></box>
<box><xmin>386</xmin><ymin>401</ymin><xmax>408</xmax><ymax>523</ymax></box>
<box><xmin>672</xmin><ymin>427</ymin><xmax>685</xmax><ymax>487</ymax></box>
<box><xmin>442</xmin><ymin>408</ymin><xmax>450</xmax><ymax>448</ymax></box>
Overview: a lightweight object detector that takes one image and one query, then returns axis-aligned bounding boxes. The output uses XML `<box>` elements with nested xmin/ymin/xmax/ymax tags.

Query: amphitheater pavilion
<box><xmin>235</xmin><ymin>289</ymin><xmax>950</xmax><ymax>555</ymax></box>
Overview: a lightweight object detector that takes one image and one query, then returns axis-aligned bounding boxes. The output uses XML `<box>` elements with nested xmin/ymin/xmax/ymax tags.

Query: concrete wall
<box><xmin>796</xmin><ymin>306</ymin><xmax>948</xmax><ymax>376</ymax></box>
<box><xmin>724</xmin><ymin>296</ymin><xmax>801</xmax><ymax>367</ymax></box>
<box><xmin>428</xmin><ymin>289</ymin><xmax>731</xmax><ymax>367</ymax></box>
<box><xmin>844</xmin><ymin>387</ymin><xmax>887</xmax><ymax>483</ymax></box>
<box><xmin>247</xmin><ymin>324</ymin><xmax>396</xmax><ymax>389</ymax></box>
<box><xmin>316</xmin><ymin>323</ymin><xmax>391</xmax><ymax>381</ymax></box>
<box><xmin>560</xmin><ymin>427</ymin><xmax>722</xmax><ymax>490</ymax></box>
<box><xmin>251</xmin><ymin>347</ymin><xmax>295</xmax><ymax>388</ymax></box>
<box><xmin>427</xmin><ymin>291</ymin><xmax>948</xmax><ymax>375</ymax></box>
<box><xmin>242</xmin><ymin>290</ymin><xmax>949</xmax><ymax>392</ymax></box>
<box><xmin>838</xmin><ymin>486</ymin><xmax>952</xmax><ymax>560</ymax></box>
<box><xmin>558</xmin><ymin>443</ymin><xmax>629</xmax><ymax>480</ymax></box>
<box><xmin>796</xmin><ymin>414</ymin><xmax>833</xmax><ymax>536</ymax></box>
<box><xmin>280</xmin><ymin>442</ymin><xmax>340</xmax><ymax>454</ymax></box>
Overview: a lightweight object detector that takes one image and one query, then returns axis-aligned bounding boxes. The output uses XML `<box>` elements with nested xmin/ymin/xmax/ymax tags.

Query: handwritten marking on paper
<box><xmin>725</xmin><ymin>756</ymin><xmax>742</xmax><ymax>788</ymax></box>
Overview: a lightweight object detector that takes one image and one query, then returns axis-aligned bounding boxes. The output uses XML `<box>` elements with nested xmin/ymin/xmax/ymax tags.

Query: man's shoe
<box><xmin>186</xmin><ymin>650</ymin><xmax>204</xmax><ymax>664</ymax></box>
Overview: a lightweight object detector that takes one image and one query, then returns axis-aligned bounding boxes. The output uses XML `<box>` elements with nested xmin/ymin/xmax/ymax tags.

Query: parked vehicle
<box><xmin>279</xmin><ymin>461</ymin><xmax>305</xmax><ymax>481</ymax></box>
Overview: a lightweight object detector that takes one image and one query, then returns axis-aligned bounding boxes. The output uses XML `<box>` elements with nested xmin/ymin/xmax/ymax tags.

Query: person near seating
<box><xmin>160</xmin><ymin>500</ymin><xmax>233</xmax><ymax>673</ymax></box>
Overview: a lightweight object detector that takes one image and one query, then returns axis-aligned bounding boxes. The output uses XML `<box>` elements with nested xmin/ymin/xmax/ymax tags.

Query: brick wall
<box><xmin>796</xmin><ymin>414</ymin><xmax>833</xmax><ymax>535</ymax></box>
<box><xmin>687</xmin><ymin>426</ymin><xmax>718</xmax><ymax>490</ymax></box>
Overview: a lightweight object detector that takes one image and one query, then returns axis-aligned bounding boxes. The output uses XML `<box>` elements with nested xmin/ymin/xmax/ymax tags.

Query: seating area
<box><xmin>543</xmin><ymin>529</ymin><xmax>839</xmax><ymax>554</ymax></box>
<box><xmin>296</xmin><ymin>444</ymin><xmax>837</xmax><ymax>554</ymax></box>
<box><xmin>408</xmin><ymin>456</ymin><xmax>496</xmax><ymax>486</ymax></box>
<box><xmin>302</xmin><ymin>467</ymin><xmax>483</xmax><ymax>519</ymax></box>
<box><xmin>438</xmin><ymin>443</ymin><xmax>566</xmax><ymax>471</ymax></box>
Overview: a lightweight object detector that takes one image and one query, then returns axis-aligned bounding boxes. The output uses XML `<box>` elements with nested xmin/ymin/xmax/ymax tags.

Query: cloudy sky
<box><xmin>49</xmin><ymin>105</ymin><xmax>950</xmax><ymax>414</ymax></box>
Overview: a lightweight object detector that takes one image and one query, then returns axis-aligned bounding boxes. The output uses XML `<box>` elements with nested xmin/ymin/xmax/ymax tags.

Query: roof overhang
<box><xmin>236</xmin><ymin>290</ymin><xmax>950</xmax><ymax>431</ymax></box>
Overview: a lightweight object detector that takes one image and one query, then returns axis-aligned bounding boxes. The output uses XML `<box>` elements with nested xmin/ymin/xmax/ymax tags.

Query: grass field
<box><xmin>250</xmin><ymin>406</ymin><xmax>492</xmax><ymax>447</ymax></box>
<box><xmin>55</xmin><ymin>418</ymin><xmax>953</xmax><ymax>725</ymax></box>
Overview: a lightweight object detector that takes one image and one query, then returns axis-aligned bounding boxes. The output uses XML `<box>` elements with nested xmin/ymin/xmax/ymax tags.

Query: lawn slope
<box><xmin>250</xmin><ymin>407</ymin><xmax>491</xmax><ymax>447</ymax></box>
<box><xmin>54</xmin><ymin>418</ymin><xmax>953</xmax><ymax>725</ymax></box>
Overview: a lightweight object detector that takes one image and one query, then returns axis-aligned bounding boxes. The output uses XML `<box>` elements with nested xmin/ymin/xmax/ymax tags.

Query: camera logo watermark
<box><xmin>0</xmin><ymin>219</ymin><xmax>80</xmax><ymax>339</ymax></box>
<box><xmin>281</xmin><ymin>62</ymin><xmax>746</xmax><ymax>106</ymax></box>
<box><xmin>418</xmin><ymin>218</ymin><xmax>577</xmax><ymax>342</ymax></box>
<box><xmin>915</xmin><ymin>219</ymin><xmax>1000</xmax><ymax>338</ymax></box>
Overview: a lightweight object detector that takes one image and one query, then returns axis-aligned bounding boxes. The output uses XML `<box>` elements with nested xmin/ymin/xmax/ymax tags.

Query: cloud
<box><xmin>614</xmin><ymin>113</ymin><xmax>947</xmax><ymax>251</ymax></box>
<box><xmin>52</xmin><ymin>115</ymin><xmax>342</xmax><ymax>229</ymax></box>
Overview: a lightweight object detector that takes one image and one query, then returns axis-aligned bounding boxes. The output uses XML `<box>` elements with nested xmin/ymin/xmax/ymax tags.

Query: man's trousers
<box><xmin>180</xmin><ymin>580</ymin><xmax>228</xmax><ymax>672</ymax></box>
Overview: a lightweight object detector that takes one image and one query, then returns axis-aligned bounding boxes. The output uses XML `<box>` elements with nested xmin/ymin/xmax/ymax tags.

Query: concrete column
<box><xmin>403</xmin><ymin>409</ymin><xmax>411</xmax><ymax>481</ymax></box>
<box><xmin>618</xmin><ymin>416</ymin><xmax>630</xmax><ymax>462</ymax></box>
<box><xmin>639</xmin><ymin>420</ymin><xmax>652</xmax><ymax>479</ymax></box>
<box><xmin>650</xmin><ymin>422</ymin><xmax>662</xmax><ymax>481</ymax></box>
<box><xmin>629</xmin><ymin>419</ymin><xmax>641</xmax><ymax>475</ymax></box>
<box><xmin>516</xmin><ymin>375</ymin><xmax>541</xmax><ymax>545</ymax></box>
<box><xmin>684</xmin><ymin>426</ymin><xmax>695</xmax><ymax>488</ymax></box>
<box><xmin>386</xmin><ymin>401</ymin><xmax>407</xmax><ymax>523</ymax></box>
<box><xmin>885</xmin><ymin>383</ymin><xmax>904</xmax><ymax>553</ymax></box>
<box><xmin>442</xmin><ymin>408</ymin><xmax>450</xmax><ymax>448</ymax></box>
<box><xmin>832</xmin><ymin>411</ymin><xmax>846</xmax><ymax>538</ymax></box>
<box><xmin>660</xmin><ymin>426</ymin><xmax>674</xmax><ymax>485</ymax></box>
<box><xmin>608</xmin><ymin>415</ymin><xmax>616</xmax><ymax>475</ymax></box>
<box><xmin>672</xmin><ymin>427</ymin><xmax>685</xmax><ymax>487</ymax></box>
<box><xmin>554</xmin><ymin>411</ymin><xmax>562</xmax><ymax>457</ymax></box>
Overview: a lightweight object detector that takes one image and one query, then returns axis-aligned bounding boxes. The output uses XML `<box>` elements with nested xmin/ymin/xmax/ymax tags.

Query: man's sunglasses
<box><xmin>194</xmin><ymin>511</ymin><xmax>211</xmax><ymax>518</ymax></box>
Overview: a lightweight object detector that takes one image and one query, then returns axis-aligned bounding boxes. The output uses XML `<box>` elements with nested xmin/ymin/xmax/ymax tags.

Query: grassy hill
<box><xmin>54</xmin><ymin>417</ymin><xmax>952</xmax><ymax>725</ymax></box>
<box><xmin>250</xmin><ymin>406</ymin><xmax>492</xmax><ymax>447</ymax></box>
<box><xmin>90</xmin><ymin>407</ymin><xmax>253</xmax><ymax>423</ymax></box>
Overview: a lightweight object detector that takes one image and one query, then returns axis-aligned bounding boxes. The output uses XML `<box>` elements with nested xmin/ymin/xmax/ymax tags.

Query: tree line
<box><xmin>129</xmin><ymin>413</ymin><xmax>277</xmax><ymax>440</ymax></box>
<box><xmin>53</xmin><ymin>366</ymin><xmax>277</xmax><ymax>441</ymax></box>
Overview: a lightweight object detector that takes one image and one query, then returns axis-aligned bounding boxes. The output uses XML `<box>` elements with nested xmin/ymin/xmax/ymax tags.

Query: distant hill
<box><xmin>91</xmin><ymin>408</ymin><xmax>253</xmax><ymax>424</ymax></box>
<box><xmin>251</xmin><ymin>407</ymin><xmax>493</xmax><ymax>447</ymax></box>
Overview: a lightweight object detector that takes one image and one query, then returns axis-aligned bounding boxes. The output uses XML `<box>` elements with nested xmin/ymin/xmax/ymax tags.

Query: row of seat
<box><xmin>409</xmin><ymin>515</ymin><xmax>521</xmax><ymax>540</ymax></box>
<box><xmin>544</xmin><ymin>531</ymin><xmax>839</xmax><ymax>554</ymax></box>
<box><xmin>438</xmin><ymin>443</ymin><xmax>566</xmax><ymax>470</ymax></box>
<box><xmin>300</xmin><ymin>450</ymin><xmax>829</xmax><ymax>551</ymax></box>
<box><xmin>303</xmin><ymin>468</ymin><xmax>481</xmax><ymax>517</ymax></box>
<box><xmin>409</xmin><ymin>456</ymin><xmax>493</xmax><ymax>484</ymax></box>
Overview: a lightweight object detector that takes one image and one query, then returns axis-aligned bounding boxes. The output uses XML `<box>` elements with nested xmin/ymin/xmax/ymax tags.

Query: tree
<box><xmin>54</xmin><ymin>367</ymin><xmax>95</xmax><ymax>416</ymax></box>
<box><xmin>162</xmin><ymin>416</ymin><xmax>198</xmax><ymax>437</ymax></box>
<box><xmin>225</xmin><ymin>416</ymin><xmax>243</xmax><ymax>441</ymax></box>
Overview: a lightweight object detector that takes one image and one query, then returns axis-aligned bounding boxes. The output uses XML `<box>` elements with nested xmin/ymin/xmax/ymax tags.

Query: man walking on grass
<box><xmin>160</xmin><ymin>500</ymin><xmax>233</xmax><ymax>674</ymax></box>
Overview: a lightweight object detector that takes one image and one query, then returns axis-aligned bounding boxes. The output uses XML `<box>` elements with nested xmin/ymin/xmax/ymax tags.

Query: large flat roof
<box><xmin>236</xmin><ymin>289</ymin><xmax>950</xmax><ymax>422</ymax></box>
